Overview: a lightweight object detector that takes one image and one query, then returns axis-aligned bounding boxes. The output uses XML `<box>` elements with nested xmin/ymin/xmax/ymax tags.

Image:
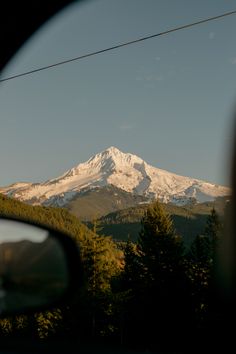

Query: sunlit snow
<box><xmin>0</xmin><ymin>147</ymin><xmax>230</xmax><ymax>207</ymax></box>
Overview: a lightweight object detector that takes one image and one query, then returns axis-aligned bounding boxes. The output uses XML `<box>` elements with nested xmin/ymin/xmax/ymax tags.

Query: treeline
<box><xmin>96</xmin><ymin>198</ymin><xmax>227</xmax><ymax>246</ymax></box>
<box><xmin>0</xmin><ymin>194</ymin><xmax>227</xmax><ymax>351</ymax></box>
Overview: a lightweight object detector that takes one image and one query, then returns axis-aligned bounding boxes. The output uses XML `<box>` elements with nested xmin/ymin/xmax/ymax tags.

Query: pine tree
<box><xmin>187</xmin><ymin>234</ymin><xmax>212</xmax><ymax>328</ymax></box>
<box><xmin>138</xmin><ymin>200</ymin><xmax>183</xmax><ymax>282</ymax></box>
<box><xmin>79</xmin><ymin>230</ymin><xmax>121</xmax><ymax>340</ymax></box>
<box><xmin>204</xmin><ymin>208</ymin><xmax>222</xmax><ymax>262</ymax></box>
<box><xmin>122</xmin><ymin>237</ymin><xmax>141</xmax><ymax>288</ymax></box>
<box><xmin>135</xmin><ymin>200</ymin><xmax>189</xmax><ymax>350</ymax></box>
<box><xmin>187</xmin><ymin>208</ymin><xmax>223</xmax><ymax>334</ymax></box>
<box><xmin>118</xmin><ymin>237</ymin><xmax>144</xmax><ymax>348</ymax></box>
<box><xmin>189</xmin><ymin>234</ymin><xmax>211</xmax><ymax>265</ymax></box>
<box><xmin>203</xmin><ymin>208</ymin><xmax>223</xmax><ymax>332</ymax></box>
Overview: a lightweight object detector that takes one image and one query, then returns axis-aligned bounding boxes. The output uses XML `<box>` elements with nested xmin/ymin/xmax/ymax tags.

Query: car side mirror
<box><xmin>0</xmin><ymin>217</ymin><xmax>82</xmax><ymax>317</ymax></box>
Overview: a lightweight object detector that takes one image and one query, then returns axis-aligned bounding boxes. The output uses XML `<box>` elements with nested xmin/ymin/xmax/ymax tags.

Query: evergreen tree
<box><xmin>187</xmin><ymin>208</ymin><xmax>223</xmax><ymax>336</ymax></box>
<box><xmin>204</xmin><ymin>208</ymin><xmax>222</xmax><ymax>262</ymax></box>
<box><xmin>189</xmin><ymin>234</ymin><xmax>211</xmax><ymax>265</ymax></box>
<box><xmin>122</xmin><ymin>237</ymin><xmax>141</xmax><ymax>289</ymax></box>
<box><xmin>138</xmin><ymin>200</ymin><xmax>183</xmax><ymax>282</ymax></box>
<box><xmin>135</xmin><ymin>201</ymin><xmax>190</xmax><ymax>350</ymax></box>
<box><xmin>187</xmin><ymin>234</ymin><xmax>212</xmax><ymax>329</ymax></box>
<box><xmin>203</xmin><ymin>208</ymin><xmax>223</xmax><ymax>333</ymax></box>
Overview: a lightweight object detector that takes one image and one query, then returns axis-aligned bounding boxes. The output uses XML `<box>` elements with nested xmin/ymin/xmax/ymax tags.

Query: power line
<box><xmin>1</xmin><ymin>9</ymin><xmax>236</xmax><ymax>83</ymax></box>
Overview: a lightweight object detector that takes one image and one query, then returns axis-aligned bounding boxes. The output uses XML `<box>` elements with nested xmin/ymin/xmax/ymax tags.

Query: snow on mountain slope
<box><xmin>0</xmin><ymin>146</ymin><xmax>230</xmax><ymax>206</ymax></box>
<box><xmin>0</xmin><ymin>182</ymin><xmax>33</xmax><ymax>198</ymax></box>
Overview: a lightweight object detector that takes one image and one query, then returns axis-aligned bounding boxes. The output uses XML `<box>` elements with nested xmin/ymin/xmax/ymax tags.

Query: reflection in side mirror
<box><xmin>0</xmin><ymin>217</ymin><xmax>81</xmax><ymax>316</ymax></box>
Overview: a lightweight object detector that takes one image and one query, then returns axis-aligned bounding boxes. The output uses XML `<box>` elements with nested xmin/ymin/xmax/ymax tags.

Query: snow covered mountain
<box><xmin>0</xmin><ymin>146</ymin><xmax>230</xmax><ymax>207</ymax></box>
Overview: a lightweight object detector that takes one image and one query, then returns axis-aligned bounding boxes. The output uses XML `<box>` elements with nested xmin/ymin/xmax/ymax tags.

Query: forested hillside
<box><xmin>0</xmin><ymin>194</ymin><xmax>122</xmax><ymax>342</ymax></box>
<box><xmin>92</xmin><ymin>197</ymin><xmax>228</xmax><ymax>247</ymax></box>
<box><xmin>0</xmin><ymin>194</ymin><xmax>227</xmax><ymax>351</ymax></box>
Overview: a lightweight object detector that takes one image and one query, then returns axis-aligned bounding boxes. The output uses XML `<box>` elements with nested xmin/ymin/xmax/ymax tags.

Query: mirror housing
<box><xmin>0</xmin><ymin>216</ymin><xmax>82</xmax><ymax>317</ymax></box>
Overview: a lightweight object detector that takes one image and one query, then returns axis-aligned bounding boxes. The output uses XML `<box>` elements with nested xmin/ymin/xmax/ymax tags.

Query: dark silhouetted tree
<box><xmin>204</xmin><ymin>208</ymin><xmax>222</xmax><ymax>263</ymax></box>
<box><xmin>132</xmin><ymin>201</ymin><xmax>191</xmax><ymax>350</ymax></box>
<box><xmin>189</xmin><ymin>234</ymin><xmax>211</xmax><ymax>265</ymax></box>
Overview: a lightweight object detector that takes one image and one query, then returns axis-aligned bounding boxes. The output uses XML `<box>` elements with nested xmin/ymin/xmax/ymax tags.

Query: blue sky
<box><xmin>0</xmin><ymin>0</ymin><xmax>236</xmax><ymax>186</ymax></box>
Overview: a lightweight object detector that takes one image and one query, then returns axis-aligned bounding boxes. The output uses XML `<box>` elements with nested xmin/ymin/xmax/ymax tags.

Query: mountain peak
<box><xmin>95</xmin><ymin>146</ymin><xmax>144</xmax><ymax>168</ymax></box>
<box><xmin>98</xmin><ymin>146</ymin><xmax>124</xmax><ymax>160</ymax></box>
<box><xmin>104</xmin><ymin>146</ymin><xmax>122</xmax><ymax>154</ymax></box>
<box><xmin>1</xmin><ymin>147</ymin><xmax>230</xmax><ymax>207</ymax></box>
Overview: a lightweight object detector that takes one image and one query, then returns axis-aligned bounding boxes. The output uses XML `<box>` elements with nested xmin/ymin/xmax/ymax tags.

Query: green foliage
<box><xmin>0</xmin><ymin>194</ymin><xmax>121</xmax><ymax>340</ymax></box>
<box><xmin>83</xmin><ymin>233</ymin><xmax>121</xmax><ymax>293</ymax></box>
<box><xmin>123</xmin><ymin>239</ymin><xmax>139</xmax><ymax>281</ymax></box>
<box><xmin>184</xmin><ymin>259</ymin><xmax>211</xmax><ymax>327</ymax></box>
<box><xmin>0</xmin><ymin>315</ymin><xmax>32</xmax><ymax>338</ymax></box>
<box><xmin>35</xmin><ymin>309</ymin><xmax>63</xmax><ymax>339</ymax></box>
<box><xmin>96</xmin><ymin>197</ymin><xmax>227</xmax><ymax>246</ymax></box>
<box><xmin>0</xmin><ymin>318</ymin><xmax>12</xmax><ymax>335</ymax></box>
<box><xmin>204</xmin><ymin>208</ymin><xmax>222</xmax><ymax>260</ymax></box>
<box><xmin>189</xmin><ymin>234</ymin><xmax>211</xmax><ymax>264</ymax></box>
<box><xmin>118</xmin><ymin>201</ymin><xmax>190</xmax><ymax>350</ymax></box>
<box><xmin>138</xmin><ymin>200</ymin><xmax>184</xmax><ymax>282</ymax></box>
<box><xmin>186</xmin><ymin>208</ymin><xmax>223</xmax><ymax>330</ymax></box>
<box><xmin>0</xmin><ymin>194</ymin><xmax>226</xmax><ymax>350</ymax></box>
<box><xmin>0</xmin><ymin>194</ymin><xmax>93</xmax><ymax>246</ymax></box>
<box><xmin>189</xmin><ymin>208</ymin><xmax>223</xmax><ymax>264</ymax></box>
